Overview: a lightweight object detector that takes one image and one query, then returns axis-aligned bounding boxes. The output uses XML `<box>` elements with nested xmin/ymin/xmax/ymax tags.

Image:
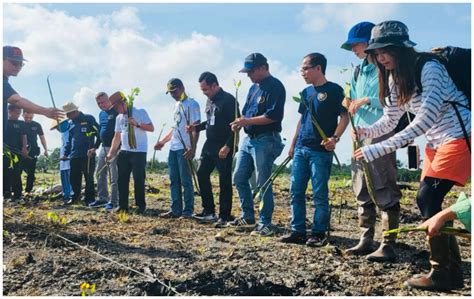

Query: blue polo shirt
<box><xmin>242</xmin><ymin>75</ymin><xmax>285</xmax><ymax>136</ymax></box>
<box><xmin>98</xmin><ymin>109</ymin><xmax>118</xmax><ymax>147</ymax></box>
<box><xmin>296</xmin><ymin>82</ymin><xmax>346</xmax><ymax>152</ymax></box>
<box><xmin>64</xmin><ymin>112</ymin><xmax>100</xmax><ymax>158</ymax></box>
<box><xmin>3</xmin><ymin>77</ymin><xmax>17</xmax><ymax>135</ymax></box>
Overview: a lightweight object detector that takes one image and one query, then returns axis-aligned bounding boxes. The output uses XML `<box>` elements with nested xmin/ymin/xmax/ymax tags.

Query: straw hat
<box><xmin>108</xmin><ymin>91</ymin><xmax>126</xmax><ymax>110</ymax></box>
<box><xmin>50</xmin><ymin>118</ymin><xmax>68</xmax><ymax>130</ymax></box>
<box><xmin>62</xmin><ymin>102</ymin><xmax>79</xmax><ymax>114</ymax></box>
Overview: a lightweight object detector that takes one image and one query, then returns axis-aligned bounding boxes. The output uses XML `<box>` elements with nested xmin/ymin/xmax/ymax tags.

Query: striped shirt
<box><xmin>361</xmin><ymin>61</ymin><xmax>471</xmax><ymax>162</ymax></box>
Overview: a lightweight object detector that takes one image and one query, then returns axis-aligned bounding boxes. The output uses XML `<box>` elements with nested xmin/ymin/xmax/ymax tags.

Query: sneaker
<box><xmin>214</xmin><ymin>218</ymin><xmax>228</xmax><ymax>228</ymax></box>
<box><xmin>104</xmin><ymin>203</ymin><xmax>114</xmax><ymax>212</ymax></box>
<box><xmin>114</xmin><ymin>207</ymin><xmax>129</xmax><ymax>213</ymax></box>
<box><xmin>160</xmin><ymin>211</ymin><xmax>180</xmax><ymax>219</ymax></box>
<box><xmin>134</xmin><ymin>207</ymin><xmax>147</xmax><ymax>215</ymax></box>
<box><xmin>227</xmin><ymin>217</ymin><xmax>256</xmax><ymax>228</ymax></box>
<box><xmin>250</xmin><ymin>224</ymin><xmax>276</xmax><ymax>237</ymax></box>
<box><xmin>181</xmin><ymin>214</ymin><xmax>193</xmax><ymax>219</ymax></box>
<box><xmin>193</xmin><ymin>211</ymin><xmax>208</xmax><ymax>217</ymax></box>
<box><xmin>88</xmin><ymin>200</ymin><xmax>108</xmax><ymax>208</ymax></box>
<box><xmin>280</xmin><ymin>232</ymin><xmax>307</xmax><ymax>244</ymax></box>
<box><xmin>306</xmin><ymin>233</ymin><xmax>328</xmax><ymax>247</ymax></box>
<box><xmin>194</xmin><ymin>212</ymin><xmax>217</xmax><ymax>223</ymax></box>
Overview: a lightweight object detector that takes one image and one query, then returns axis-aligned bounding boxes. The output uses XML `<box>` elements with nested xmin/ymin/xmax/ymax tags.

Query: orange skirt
<box><xmin>421</xmin><ymin>138</ymin><xmax>471</xmax><ymax>186</ymax></box>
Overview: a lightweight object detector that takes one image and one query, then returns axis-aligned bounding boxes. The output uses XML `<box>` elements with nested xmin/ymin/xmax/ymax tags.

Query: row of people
<box><xmin>3</xmin><ymin>20</ymin><xmax>470</xmax><ymax>292</ymax></box>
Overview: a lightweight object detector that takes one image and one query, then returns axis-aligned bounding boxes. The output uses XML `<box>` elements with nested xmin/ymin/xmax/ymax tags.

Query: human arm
<box><xmin>7</xmin><ymin>94</ymin><xmax>64</xmax><ymax>120</ymax></box>
<box><xmin>39</xmin><ymin>135</ymin><xmax>48</xmax><ymax>156</ymax></box>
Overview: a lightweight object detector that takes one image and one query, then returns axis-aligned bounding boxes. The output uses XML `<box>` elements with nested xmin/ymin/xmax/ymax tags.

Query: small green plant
<box><xmin>80</xmin><ymin>282</ymin><xmax>96</xmax><ymax>296</ymax></box>
<box><xmin>46</xmin><ymin>212</ymin><xmax>67</xmax><ymax>226</ymax></box>
<box><xmin>117</xmin><ymin>210</ymin><xmax>129</xmax><ymax>223</ymax></box>
<box><xmin>384</xmin><ymin>226</ymin><xmax>471</xmax><ymax>239</ymax></box>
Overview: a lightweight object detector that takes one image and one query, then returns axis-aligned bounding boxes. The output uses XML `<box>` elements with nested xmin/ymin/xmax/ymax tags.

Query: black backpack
<box><xmin>414</xmin><ymin>46</ymin><xmax>471</xmax><ymax>151</ymax></box>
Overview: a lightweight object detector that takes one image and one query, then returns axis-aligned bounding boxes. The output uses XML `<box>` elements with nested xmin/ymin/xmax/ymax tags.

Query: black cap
<box><xmin>166</xmin><ymin>78</ymin><xmax>184</xmax><ymax>94</ymax></box>
<box><xmin>239</xmin><ymin>53</ymin><xmax>268</xmax><ymax>73</ymax></box>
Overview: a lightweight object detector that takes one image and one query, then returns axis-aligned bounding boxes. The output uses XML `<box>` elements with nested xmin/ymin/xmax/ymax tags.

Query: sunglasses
<box><xmin>8</xmin><ymin>59</ymin><xmax>24</xmax><ymax>68</ymax></box>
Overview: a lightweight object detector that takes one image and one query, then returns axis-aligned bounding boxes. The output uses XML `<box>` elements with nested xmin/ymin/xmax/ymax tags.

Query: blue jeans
<box><xmin>290</xmin><ymin>147</ymin><xmax>333</xmax><ymax>235</ymax></box>
<box><xmin>233</xmin><ymin>133</ymin><xmax>284</xmax><ymax>225</ymax></box>
<box><xmin>168</xmin><ymin>149</ymin><xmax>194</xmax><ymax>216</ymax></box>
<box><xmin>60</xmin><ymin>169</ymin><xmax>72</xmax><ymax>200</ymax></box>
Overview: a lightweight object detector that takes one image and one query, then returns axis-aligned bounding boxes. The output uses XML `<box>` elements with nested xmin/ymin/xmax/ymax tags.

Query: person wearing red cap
<box><xmin>3</xmin><ymin>46</ymin><xmax>64</xmax><ymax>135</ymax></box>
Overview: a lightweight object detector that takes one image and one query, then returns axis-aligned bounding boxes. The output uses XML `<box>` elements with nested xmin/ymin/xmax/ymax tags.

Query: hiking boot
<box><xmin>159</xmin><ymin>211</ymin><xmax>180</xmax><ymax>219</ymax></box>
<box><xmin>227</xmin><ymin>217</ymin><xmax>256</xmax><ymax>228</ymax></box>
<box><xmin>306</xmin><ymin>233</ymin><xmax>328</xmax><ymax>247</ymax></box>
<box><xmin>250</xmin><ymin>224</ymin><xmax>275</xmax><ymax>237</ymax></box>
<box><xmin>367</xmin><ymin>206</ymin><xmax>399</xmax><ymax>263</ymax></box>
<box><xmin>88</xmin><ymin>200</ymin><xmax>108</xmax><ymax>208</ymax></box>
<box><xmin>280</xmin><ymin>232</ymin><xmax>307</xmax><ymax>244</ymax></box>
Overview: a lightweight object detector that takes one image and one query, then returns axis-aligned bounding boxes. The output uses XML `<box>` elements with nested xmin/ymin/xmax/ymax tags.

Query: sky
<box><xmin>3</xmin><ymin>2</ymin><xmax>471</xmax><ymax>167</ymax></box>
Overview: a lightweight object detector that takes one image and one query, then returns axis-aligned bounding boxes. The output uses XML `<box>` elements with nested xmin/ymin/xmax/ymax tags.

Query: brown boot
<box><xmin>367</xmin><ymin>205</ymin><xmax>399</xmax><ymax>263</ymax></box>
<box><xmin>405</xmin><ymin>234</ymin><xmax>452</xmax><ymax>291</ymax></box>
<box><xmin>346</xmin><ymin>204</ymin><xmax>378</xmax><ymax>255</ymax></box>
<box><xmin>448</xmin><ymin>234</ymin><xmax>464</xmax><ymax>289</ymax></box>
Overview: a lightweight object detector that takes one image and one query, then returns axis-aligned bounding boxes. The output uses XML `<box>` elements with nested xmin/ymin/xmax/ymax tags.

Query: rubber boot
<box><xmin>346</xmin><ymin>203</ymin><xmax>378</xmax><ymax>255</ymax></box>
<box><xmin>405</xmin><ymin>234</ymin><xmax>452</xmax><ymax>290</ymax></box>
<box><xmin>367</xmin><ymin>204</ymin><xmax>399</xmax><ymax>262</ymax></box>
<box><xmin>448</xmin><ymin>234</ymin><xmax>464</xmax><ymax>289</ymax></box>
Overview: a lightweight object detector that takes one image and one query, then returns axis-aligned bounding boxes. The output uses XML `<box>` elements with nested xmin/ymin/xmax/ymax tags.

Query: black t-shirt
<box><xmin>24</xmin><ymin>120</ymin><xmax>44</xmax><ymax>157</ymax></box>
<box><xmin>296</xmin><ymin>82</ymin><xmax>346</xmax><ymax>152</ymax></box>
<box><xmin>5</xmin><ymin>119</ymin><xmax>26</xmax><ymax>152</ymax></box>
<box><xmin>3</xmin><ymin>77</ymin><xmax>17</xmax><ymax>135</ymax></box>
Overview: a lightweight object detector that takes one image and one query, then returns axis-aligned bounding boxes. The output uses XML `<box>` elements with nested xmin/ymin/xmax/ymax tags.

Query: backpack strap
<box><xmin>448</xmin><ymin>101</ymin><xmax>471</xmax><ymax>152</ymax></box>
<box><xmin>353</xmin><ymin>64</ymin><xmax>361</xmax><ymax>83</ymax></box>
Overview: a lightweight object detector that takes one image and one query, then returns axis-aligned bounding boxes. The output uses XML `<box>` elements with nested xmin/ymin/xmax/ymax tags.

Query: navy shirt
<box><xmin>3</xmin><ymin>77</ymin><xmax>17</xmax><ymax>135</ymax></box>
<box><xmin>64</xmin><ymin>112</ymin><xmax>100</xmax><ymax>158</ymax></box>
<box><xmin>24</xmin><ymin>121</ymin><xmax>44</xmax><ymax>157</ymax></box>
<box><xmin>296</xmin><ymin>82</ymin><xmax>346</xmax><ymax>152</ymax></box>
<box><xmin>242</xmin><ymin>75</ymin><xmax>285</xmax><ymax>136</ymax></box>
<box><xmin>5</xmin><ymin>119</ymin><xmax>26</xmax><ymax>152</ymax></box>
<box><xmin>98</xmin><ymin>109</ymin><xmax>118</xmax><ymax>147</ymax></box>
<box><xmin>196</xmin><ymin>88</ymin><xmax>240</xmax><ymax>156</ymax></box>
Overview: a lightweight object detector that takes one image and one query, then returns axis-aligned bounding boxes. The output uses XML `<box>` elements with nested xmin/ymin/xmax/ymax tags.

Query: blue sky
<box><xmin>3</xmin><ymin>2</ymin><xmax>471</xmax><ymax>166</ymax></box>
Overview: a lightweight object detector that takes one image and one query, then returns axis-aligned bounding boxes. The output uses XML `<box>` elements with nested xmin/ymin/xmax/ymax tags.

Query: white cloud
<box><xmin>299</xmin><ymin>3</ymin><xmax>400</xmax><ymax>33</ymax></box>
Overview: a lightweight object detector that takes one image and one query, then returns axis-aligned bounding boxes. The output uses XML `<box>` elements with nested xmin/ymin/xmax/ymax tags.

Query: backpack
<box><xmin>414</xmin><ymin>46</ymin><xmax>471</xmax><ymax>151</ymax></box>
<box><xmin>353</xmin><ymin>63</ymin><xmax>415</xmax><ymax>135</ymax></box>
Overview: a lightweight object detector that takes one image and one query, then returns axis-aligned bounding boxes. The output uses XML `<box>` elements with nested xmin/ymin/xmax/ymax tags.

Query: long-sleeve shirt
<box><xmin>64</xmin><ymin>112</ymin><xmax>100</xmax><ymax>158</ymax></box>
<box><xmin>196</xmin><ymin>88</ymin><xmax>240</xmax><ymax>156</ymax></box>
<box><xmin>361</xmin><ymin>61</ymin><xmax>471</xmax><ymax>162</ymax></box>
<box><xmin>451</xmin><ymin>192</ymin><xmax>471</xmax><ymax>232</ymax></box>
<box><xmin>350</xmin><ymin>59</ymin><xmax>383</xmax><ymax>127</ymax></box>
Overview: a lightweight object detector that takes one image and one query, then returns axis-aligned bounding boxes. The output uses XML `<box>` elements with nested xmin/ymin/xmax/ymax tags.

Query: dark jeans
<box><xmin>416</xmin><ymin>176</ymin><xmax>455</xmax><ymax>219</ymax></box>
<box><xmin>197</xmin><ymin>153</ymin><xmax>233</xmax><ymax>220</ymax></box>
<box><xmin>22</xmin><ymin>157</ymin><xmax>37</xmax><ymax>193</ymax></box>
<box><xmin>3</xmin><ymin>154</ymin><xmax>23</xmax><ymax>198</ymax></box>
<box><xmin>117</xmin><ymin>151</ymin><xmax>146</xmax><ymax>210</ymax></box>
<box><xmin>70</xmin><ymin>157</ymin><xmax>96</xmax><ymax>203</ymax></box>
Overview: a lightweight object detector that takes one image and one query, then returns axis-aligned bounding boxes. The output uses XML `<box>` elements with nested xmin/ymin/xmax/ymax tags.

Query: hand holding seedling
<box><xmin>183</xmin><ymin>147</ymin><xmax>195</xmax><ymax>160</ymax></box>
<box><xmin>218</xmin><ymin>145</ymin><xmax>230</xmax><ymax>159</ymax></box>
<box><xmin>230</xmin><ymin>117</ymin><xmax>247</xmax><ymax>131</ymax></box>
<box><xmin>185</xmin><ymin>124</ymin><xmax>196</xmax><ymax>133</ymax></box>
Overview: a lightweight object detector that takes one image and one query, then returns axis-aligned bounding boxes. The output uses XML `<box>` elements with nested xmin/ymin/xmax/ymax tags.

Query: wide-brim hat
<box><xmin>50</xmin><ymin>118</ymin><xmax>68</xmax><ymax>130</ymax></box>
<box><xmin>108</xmin><ymin>91</ymin><xmax>126</xmax><ymax>110</ymax></box>
<box><xmin>62</xmin><ymin>102</ymin><xmax>79</xmax><ymax>114</ymax></box>
<box><xmin>365</xmin><ymin>20</ymin><xmax>416</xmax><ymax>53</ymax></box>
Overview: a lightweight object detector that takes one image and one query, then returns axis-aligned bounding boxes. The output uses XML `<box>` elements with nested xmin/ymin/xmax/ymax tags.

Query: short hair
<box><xmin>8</xmin><ymin>104</ymin><xmax>21</xmax><ymax>112</ymax></box>
<box><xmin>304</xmin><ymin>53</ymin><xmax>327</xmax><ymax>75</ymax></box>
<box><xmin>198</xmin><ymin>71</ymin><xmax>219</xmax><ymax>86</ymax></box>
<box><xmin>95</xmin><ymin>91</ymin><xmax>108</xmax><ymax>100</ymax></box>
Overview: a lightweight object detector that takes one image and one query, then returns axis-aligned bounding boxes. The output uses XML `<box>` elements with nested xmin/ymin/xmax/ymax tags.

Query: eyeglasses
<box><xmin>8</xmin><ymin>59</ymin><xmax>24</xmax><ymax>68</ymax></box>
<box><xmin>300</xmin><ymin>65</ymin><xmax>316</xmax><ymax>72</ymax></box>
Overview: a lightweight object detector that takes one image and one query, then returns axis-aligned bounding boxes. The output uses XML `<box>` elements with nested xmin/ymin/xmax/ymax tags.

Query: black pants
<box><xmin>197</xmin><ymin>153</ymin><xmax>233</xmax><ymax>220</ymax></box>
<box><xmin>416</xmin><ymin>176</ymin><xmax>455</xmax><ymax>219</ymax></box>
<box><xmin>70</xmin><ymin>157</ymin><xmax>96</xmax><ymax>203</ymax></box>
<box><xmin>3</xmin><ymin>154</ymin><xmax>23</xmax><ymax>199</ymax></box>
<box><xmin>22</xmin><ymin>157</ymin><xmax>38</xmax><ymax>193</ymax></box>
<box><xmin>117</xmin><ymin>151</ymin><xmax>146</xmax><ymax>210</ymax></box>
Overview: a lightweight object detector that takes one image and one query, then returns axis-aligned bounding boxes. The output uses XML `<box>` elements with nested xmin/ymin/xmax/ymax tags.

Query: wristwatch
<box><xmin>332</xmin><ymin>135</ymin><xmax>340</xmax><ymax>143</ymax></box>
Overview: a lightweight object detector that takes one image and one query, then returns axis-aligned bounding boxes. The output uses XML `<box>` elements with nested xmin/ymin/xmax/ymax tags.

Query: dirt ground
<box><xmin>2</xmin><ymin>173</ymin><xmax>471</xmax><ymax>296</ymax></box>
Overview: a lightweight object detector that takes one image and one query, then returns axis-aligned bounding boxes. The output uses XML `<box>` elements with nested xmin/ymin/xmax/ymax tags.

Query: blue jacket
<box><xmin>64</xmin><ymin>112</ymin><xmax>100</xmax><ymax>158</ymax></box>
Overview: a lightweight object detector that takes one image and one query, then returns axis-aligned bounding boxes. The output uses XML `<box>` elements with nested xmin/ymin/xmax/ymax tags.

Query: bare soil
<box><xmin>2</xmin><ymin>173</ymin><xmax>471</xmax><ymax>296</ymax></box>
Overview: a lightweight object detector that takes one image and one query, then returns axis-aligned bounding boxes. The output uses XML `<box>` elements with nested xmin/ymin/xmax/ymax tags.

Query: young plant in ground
<box><xmin>117</xmin><ymin>210</ymin><xmax>129</xmax><ymax>223</ymax></box>
<box><xmin>232</xmin><ymin>79</ymin><xmax>242</xmax><ymax>159</ymax></box>
<box><xmin>80</xmin><ymin>282</ymin><xmax>96</xmax><ymax>296</ymax></box>
<box><xmin>384</xmin><ymin>226</ymin><xmax>471</xmax><ymax>239</ymax></box>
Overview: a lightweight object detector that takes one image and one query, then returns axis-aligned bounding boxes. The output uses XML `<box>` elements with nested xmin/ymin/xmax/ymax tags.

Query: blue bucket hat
<box><xmin>341</xmin><ymin>22</ymin><xmax>375</xmax><ymax>51</ymax></box>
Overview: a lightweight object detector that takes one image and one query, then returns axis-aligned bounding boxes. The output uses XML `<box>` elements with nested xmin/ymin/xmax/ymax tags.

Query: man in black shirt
<box><xmin>3</xmin><ymin>104</ymin><xmax>27</xmax><ymax>200</ymax></box>
<box><xmin>22</xmin><ymin>111</ymin><xmax>48</xmax><ymax>193</ymax></box>
<box><xmin>190</xmin><ymin>72</ymin><xmax>240</xmax><ymax>226</ymax></box>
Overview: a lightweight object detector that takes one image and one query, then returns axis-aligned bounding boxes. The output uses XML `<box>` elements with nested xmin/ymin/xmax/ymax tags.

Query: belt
<box><xmin>248</xmin><ymin>131</ymin><xmax>279</xmax><ymax>139</ymax></box>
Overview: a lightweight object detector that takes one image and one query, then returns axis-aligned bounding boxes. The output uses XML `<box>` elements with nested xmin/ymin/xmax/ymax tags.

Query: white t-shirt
<box><xmin>115</xmin><ymin>107</ymin><xmax>152</xmax><ymax>153</ymax></box>
<box><xmin>170</xmin><ymin>98</ymin><xmax>201</xmax><ymax>151</ymax></box>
